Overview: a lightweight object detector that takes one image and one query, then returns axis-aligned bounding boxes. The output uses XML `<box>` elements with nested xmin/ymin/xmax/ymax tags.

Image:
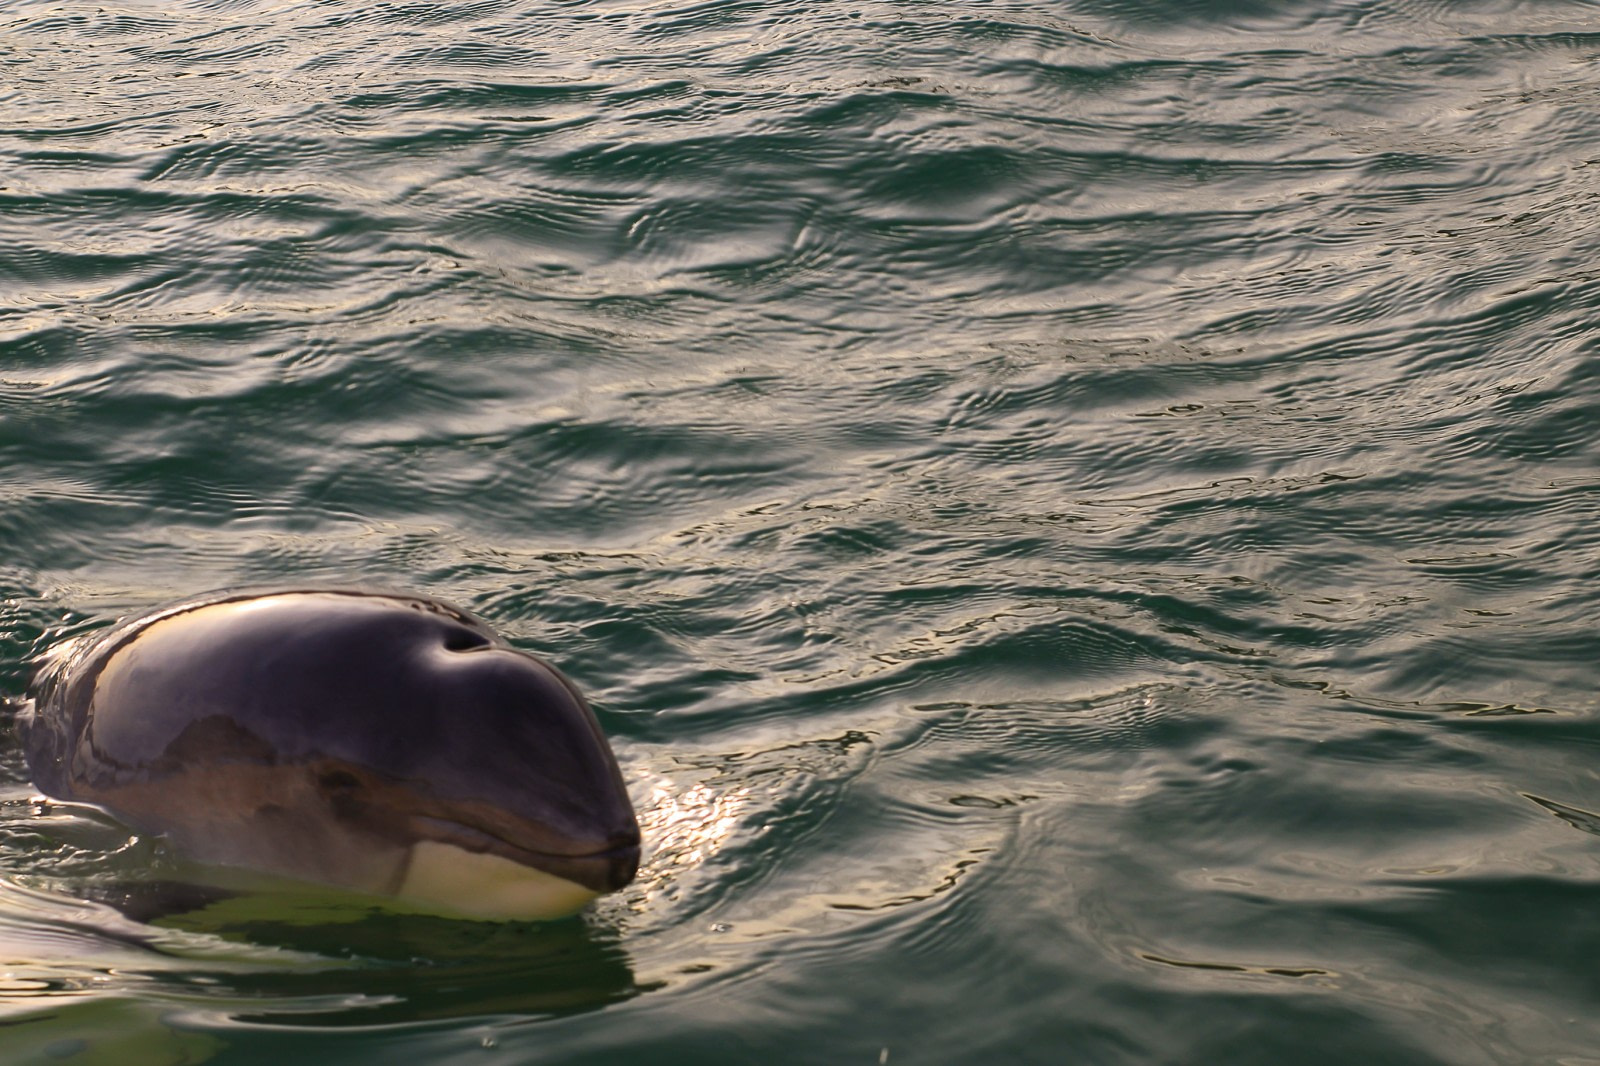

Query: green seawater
<box><xmin>3</xmin><ymin>0</ymin><xmax>1600</xmax><ymax>1061</ymax></box>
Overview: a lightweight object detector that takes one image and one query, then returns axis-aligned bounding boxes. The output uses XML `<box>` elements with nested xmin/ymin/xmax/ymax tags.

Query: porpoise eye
<box><xmin>317</xmin><ymin>769</ymin><xmax>362</xmax><ymax>792</ymax></box>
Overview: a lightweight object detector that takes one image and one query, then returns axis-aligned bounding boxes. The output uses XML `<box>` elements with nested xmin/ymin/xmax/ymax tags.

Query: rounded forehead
<box><xmin>84</xmin><ymin>591</ymin><xmax>500</xmax><ymax>769</ymax></box>
<box><xmin>145</xmin><ymin>590</ymin><xmax>493</xmax><ymax>635</ymax></box>
<box><xmin>100</xmin><ymin>591</ymin><xmax>498</xmax><ymax>666</ymax></box>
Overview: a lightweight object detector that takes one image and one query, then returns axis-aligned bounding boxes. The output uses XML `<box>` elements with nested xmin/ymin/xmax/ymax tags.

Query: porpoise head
<box><xmin>19</xmin><ymin>590</ymin><xmax>641</xmax><ymax>920</ymax></box>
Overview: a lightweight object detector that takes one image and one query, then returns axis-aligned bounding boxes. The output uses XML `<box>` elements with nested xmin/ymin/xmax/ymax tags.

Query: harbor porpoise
<box><xmin>16</xmin><ymin>588</ymin><xmax>640</xmax><ymax>920</ymax></box>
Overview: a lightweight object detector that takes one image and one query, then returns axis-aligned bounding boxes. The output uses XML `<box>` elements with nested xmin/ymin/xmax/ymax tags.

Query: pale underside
<box><xmin>395</xmin><ymin>840</ymin><xmax>600</xmax><ymax>920</ymax></box>
<box><xmin>147</xmin><ymin>841</ymin><xmax>602</xmax><ymax>925</ymax></box>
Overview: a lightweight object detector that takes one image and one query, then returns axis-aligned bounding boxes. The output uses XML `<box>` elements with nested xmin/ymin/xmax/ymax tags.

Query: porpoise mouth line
<box><xmin>409</xmin><ymin>815</ymin><xmax>640</xmax><ymax>891</ymax></box>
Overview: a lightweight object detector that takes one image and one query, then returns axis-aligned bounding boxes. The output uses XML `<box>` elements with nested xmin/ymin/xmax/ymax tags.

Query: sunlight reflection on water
<box><xmin>636</xmin><ymin>778</ymin><xmax>750</xmax><ymax>884</ymax></box>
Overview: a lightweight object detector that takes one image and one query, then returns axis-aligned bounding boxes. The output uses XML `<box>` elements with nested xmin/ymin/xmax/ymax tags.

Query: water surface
<box><xmin>3</xmin><ymin>0</ymin><xmax>1600</xmax><ymax>1061</ymax></box>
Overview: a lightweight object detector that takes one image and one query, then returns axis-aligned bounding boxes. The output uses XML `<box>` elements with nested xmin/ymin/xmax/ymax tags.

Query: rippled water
<box><xmin>3</xmin><ymin>0</ymin><xmax>1600</xmax><ymax>1061</ymax></box>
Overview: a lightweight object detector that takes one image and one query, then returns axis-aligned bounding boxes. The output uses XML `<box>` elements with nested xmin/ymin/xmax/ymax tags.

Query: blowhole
<box><xmin>441</xmin><ymin>628</ymin><xmax>491</xmax><ymax>652</ymax></box>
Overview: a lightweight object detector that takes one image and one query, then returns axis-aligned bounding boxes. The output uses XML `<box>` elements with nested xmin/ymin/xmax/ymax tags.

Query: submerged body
<box><xmin>17</xmin><ymin>589</ymin><xmax>640</xmax><ymax>920</ymax></box>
